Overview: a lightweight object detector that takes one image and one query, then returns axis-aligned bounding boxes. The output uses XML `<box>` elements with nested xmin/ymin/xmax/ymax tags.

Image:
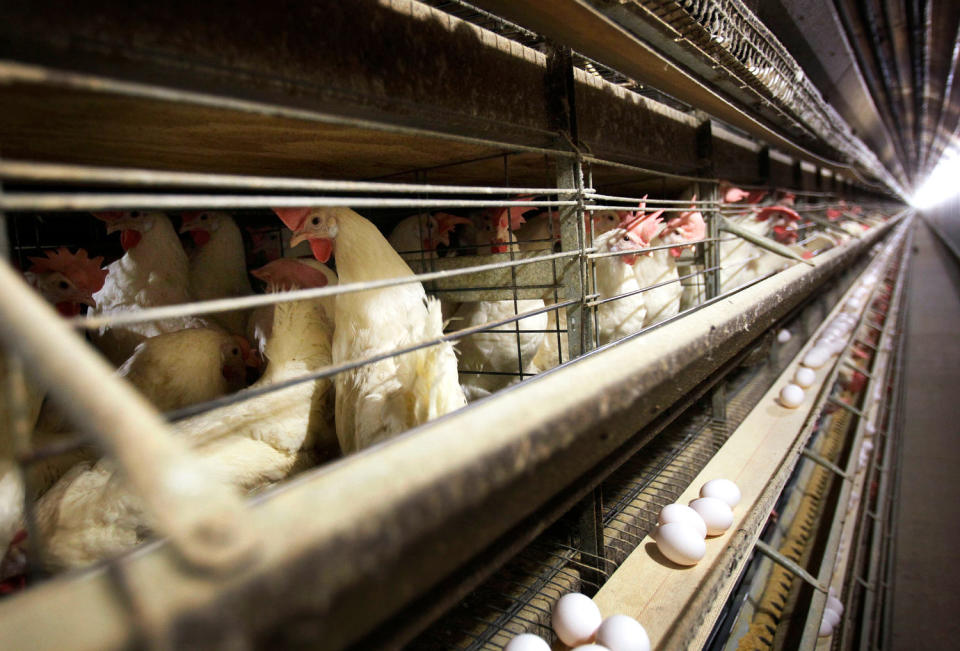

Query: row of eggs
<box><xmin>506</xmin><ymin>480</ymin><xmax>742</xmax><ymax>650</ymax></box>
<box><xmin>818</xmin><ymin>587</ymin><xmax>846</xmax><ymax>637</ymax></box>
<box><xmin>505</xmin><ymin>597</ymin><xmax>650</xmax><ymax>651</ymax></box>
<box><xmin>777</xmin><ymin>266</ymin><xmax>887</xmax><ymax>410</ymax></box>
<box><xmin>511</xmin><ymin>252</ymin><xmax>895</xmax><ymax>650</ymax></box>
<box><xmin>654</xmin><ymin>479</ymin><xmax>741</xmax><ymax>566</ymax></box>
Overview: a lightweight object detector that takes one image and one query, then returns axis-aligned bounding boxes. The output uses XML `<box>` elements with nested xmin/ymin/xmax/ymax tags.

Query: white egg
<box><xmin>777</xmin><ymin>329</ymin><xmax>792</xmax><ymax>343</ymax></box>
<box><xmin>862</xmin><ymin>440</ymin><xmax>874</xmax><ymax>454</ymax></box>
<box><xmin>655</xmin><ymin>522</ymin><xmax>706</xmax><ymax>565</ymax></box>
<box><xmin>595</xmin><ymin>615</ymin><xmax>650</xmax><ymax>651</ymax></box>
<box><xmin>505</xmin><ymin>634</ymin><xmax>551</xmax><ymax>651</ymax></box>
<box><xmin>828</xmin><ymin>338</ymin><xmax>847</xmax><ymax>355</ymax></box>
<box><xmin>553</xmin><ymin>593</ymin><xmax>602</xmax><ymax>647</ymax></box>
<box><xmin>827</xmin><ymin>594</ymin><xmax>845</xmax><ymax>615</ymax></box>
<box><xmin>823</xmin><ymin>608</ymin><xmax>841</xmax><ymax>627</ymax></box>
<box><xmin>700</xmin><ymin>478</ymin><xmax>741</xmax><ymax>508</ymax></box>
<box><xmin>779</xmin><ymin>383</ymin><xmax>805</xmax><ymax>408</ymax></box>
<box><xmin>818</xmin><ymin>619</ymin><xmax>834</xmax><ymax>637</ymax></box>
<box><xmin>572</xmin><ymin>645</ymin><xmax>610</xmax><ymax>651</ymax></box>
<box><xmin>846</xmin><ymin>298</ymin><xmax>862</xmax><ymax>311</ymax></box>
<box><xmin>794</xmin><ymin>367</ymin><xmax>816</xmax><ymax>388</ymax></box>
<box><xmin>658</xmin><ymin>503</ymin><xmax>707</xmax><ymax>538</ymax></box>
<box><xmin>689</xmin><ymin>497</ymin><xmax>734</xmax><ymax>536</ymax></box>
<box><xmin>865</xmin><ymin>422</ymin><xmax>876</xmax><ymax>436</ymax></box>
<box><xmin>802</xmin><ymin>346</ymin><xmax>831</xmax><ymax>369</ymax></box>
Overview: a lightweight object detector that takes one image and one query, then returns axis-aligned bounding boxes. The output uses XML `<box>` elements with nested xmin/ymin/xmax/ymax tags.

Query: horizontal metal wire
<box><xmin>0</xmin><ymin>160</ymin><xmax>581</xmax><ymax>196</ymax></box>
<box><xmin>584</xmin><ymin>192</ymin><xmax>722</xmax><ymax>206</ymax></box>
<box><xmin>71</xmin><ymin>249</ymin><xmax>583</xmax><ymax>329</ymax></box>
<box><xmin>581</xmin><ymin>154</ymin><xmax>717</xmax><ymax>183</ymax></box>
<box><xmin>586</xmin><ymin>265</ymin><xmax>720</xmax><ymax>307</ymax></box>
<box><xmin>584</xmin><ymin>203</ymin><xmax>718</xmax><ymax>213</ymax></box>
<box><xmin>0</xmin><ymin>193</ymin><xmax>577</xmax><ymax>212</ymax></box>
<box><xmin>587</xmin><ymin>236</ymin><xmax>723</xmax><ymax>259</ymax></box>
<box><xmin>164</xmin><ymin>297</ymin><xmax>579</xmax><ymax>422</ymax></box>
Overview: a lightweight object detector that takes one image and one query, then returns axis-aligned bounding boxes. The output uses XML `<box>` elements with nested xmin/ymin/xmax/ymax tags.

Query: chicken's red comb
<box><xmin>433</xmin><ymin>213</ymin><xmax>472</xmax><ymax>234</ymax></box>
<box><xmin>251</xmin><ymin>258</ymin><xmax>330</xmax><ymax>289</ymax></box>
<box><xmin>755</xmin><ymin>205</ymin><xmax>801</xmax><ymax>222</ymax></box>
<box><xmin>488</xmin><ymin>196</ymin><xmax>537</xmax><ymax>231</ymax></box>
<box><xmin>622</xmin><ymin>209</ymin><xmax>666</xmax><ymax>247</ymax></box>
<box><xmin>665</xmin><ymin>201</ymin><xmax>707</xmax><ymax>241</ymax></box>
<box><xmin>272</xmin><ymin>207</ymin><xmax>314</xmax><ymax>231</ymax></box>
<box><xmin>27</xmin><ymin>247</ymin><xmax>108</xmax><ymax>294</ymax></box>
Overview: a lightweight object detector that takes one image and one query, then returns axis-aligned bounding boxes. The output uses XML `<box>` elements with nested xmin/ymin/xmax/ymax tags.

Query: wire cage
<box><xmin>0</xmin><ymin>0</ymin><xmax>909</xmax><ymax>648</ymax></box>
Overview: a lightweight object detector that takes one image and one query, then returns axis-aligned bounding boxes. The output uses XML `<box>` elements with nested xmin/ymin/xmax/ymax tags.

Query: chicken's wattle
<box><xmin>309</xmin><ymin>238</ymin><xmax>334</xmax><ymax>263</ymax></box>
<box><xmin>190</xmin><ymin>230</ymin><xmax>211</xmax><ymax>247</ymax></box>
<box><xmin>120</xmin><ymin>230</ymin><xmax>142</xmax><ymax>250</ymax></box>
<box><xmin>55</xmin><ymin>301</ymin><xmax>82</xmax><ymax>317</ymax></box>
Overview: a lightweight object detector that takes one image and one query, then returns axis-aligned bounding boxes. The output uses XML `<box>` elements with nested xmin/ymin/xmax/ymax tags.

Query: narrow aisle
<box><xmin>891</xmin><ymin>221</ymin><xmax>960</xmax><ymax>649</ymax></box>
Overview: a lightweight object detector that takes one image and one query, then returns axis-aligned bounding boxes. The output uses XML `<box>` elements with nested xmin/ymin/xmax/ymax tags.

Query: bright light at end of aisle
<box><xmin>911</xmin><ymin>147</ymin><xmax>960</xmax><ymax>210</ymax></box>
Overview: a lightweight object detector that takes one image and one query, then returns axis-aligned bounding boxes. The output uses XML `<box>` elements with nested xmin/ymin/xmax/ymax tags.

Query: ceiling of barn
<box><xmin>466</xmin><ymin>0</ymin><xmax>958</xmax><ymax>199</ymax></box>
<box><xmin>760</xmin><ymin>0</ymin><xmax>960</xmax><ymax>195</ymax></box>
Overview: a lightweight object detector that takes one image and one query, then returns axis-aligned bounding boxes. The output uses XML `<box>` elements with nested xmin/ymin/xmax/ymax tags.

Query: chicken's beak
<box><xmin>289</xmin><ymin>230</ymin><xmax>310</xmax><ymax>247</ymax></box>
<box><xmin>246</xmin><ymin>349</ymin><xmax>263</xmax><ymax>369</ymax></box>
<box><xmin>103</xmin><ymin>220</ymin><xmax>129</xmax><ymax>235</ymax></box>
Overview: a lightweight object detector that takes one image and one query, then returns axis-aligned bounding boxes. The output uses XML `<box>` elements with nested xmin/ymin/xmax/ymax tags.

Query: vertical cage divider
<box><xmin>696</xmin><ymin>117</ymin><xmax>726</xmax><ymax>428</ymax></box>
<box><xmin>557</xmin><ymin>157</ymin><xmax>591</xmax><ymax>359</ymax></box>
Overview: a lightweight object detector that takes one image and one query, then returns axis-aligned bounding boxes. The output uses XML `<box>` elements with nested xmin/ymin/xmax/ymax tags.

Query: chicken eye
<box><xmin>311</xmin><ymin>217</ymin><xmax>320</xmax><ymax>226</ymax></box>
<box><xmin>231</xmin><ymin>347</ymin><xmax>240</xmax><ymax>356</ymax></box>
<box><xmin>131</xmin><ymin>211</ymin><xmax>141</xmax><ymax>218</ymax></box>
<box><xmin>200</xmin><ymin>214</ymin><xmax>208</xmax><ymax>221</ymax></box>
<box><xmin>58</xmin><ymin>280</ymin><xmax>69</xmax><ymax>289</ymax></box>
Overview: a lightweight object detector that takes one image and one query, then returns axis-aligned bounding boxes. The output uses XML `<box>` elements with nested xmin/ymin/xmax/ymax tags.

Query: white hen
<box><xmin>387</xmin><ymin>212</ymin><xmax>471</xmax><ymax>270</ymax></box>
<box><xmin>21</xmin><ymin>259</ymin><xmax>337</xmax><ymax>572</ymax></box>
<box><xmin>453</xmin><ymin>209</ymin><xmax>546</xmax><ymax>401</ymax></box>
<box><xmin>593</xmin><ymin>213</ymin><xmax>663</xmax><ymax>345</ymax></box>
<box><xmin>633</xmin><ymin>201</ymin><xmax>705</xmax><ymax>326</ymax></box>
<box><xmin>179</xmin><ymin>211</ymin><xmax>253</xmax><ymax>335</ymax></box>
<box><xmin>91</xmin><ymin>211</ymin><xmax>208</xmax><ymax>365</ymax></box>
<box><xmin>0</xmin><ymin>248</ymin><xmax>106</xmax><ymax>561</ymax></box>
<box><xmin>276</xmin><ymin>206</ymin><xmax>466</xmax><ymax>454</ymax></box>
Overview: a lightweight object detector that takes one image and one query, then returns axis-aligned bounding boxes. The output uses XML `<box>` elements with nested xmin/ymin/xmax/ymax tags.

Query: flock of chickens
<box><xmin>0</xmin><ymin>186</ymin><xmax>879</xmax><ymax>578</ymax></box>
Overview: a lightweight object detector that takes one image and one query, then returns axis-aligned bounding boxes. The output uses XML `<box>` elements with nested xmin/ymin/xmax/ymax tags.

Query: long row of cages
<box><xmin>0</xmin><ymin>1</ymin><xmax>908</xmax><ymax>649</ymax></box>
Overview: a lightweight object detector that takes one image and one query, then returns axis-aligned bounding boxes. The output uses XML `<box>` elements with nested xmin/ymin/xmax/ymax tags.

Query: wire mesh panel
<box><xmin>0</xmin><ymin>3</ymin><xmax>906</xmax><ymax>645</ymax></box>
<box><xmin>0</xmin><ymin>142</ymin><xmax>898</xmax><ymax>587</ymax></box>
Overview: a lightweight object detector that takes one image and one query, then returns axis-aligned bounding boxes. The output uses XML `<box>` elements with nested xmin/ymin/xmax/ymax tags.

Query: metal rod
<box><xmin>583</xmin><ymin>192</ymin><xmax>721</xmax><ymax>206</ymax></box>
<box><xmin>801</xmin><ymin>448</ymin><xmax>850</xmax><ymax>479</ymax></box>
<box><xmin>754</xmin><ymin>539</ymin><xmax>827</xmax><ymax>592</ymax></box>
<box><xmin>0</xmin><ymin>194</ymin><xmax>576</xmax><ymax>212</ymax></box>
<box><xmin>166</xmin><ymin>297</ymin><xmax>579</xmax><ymax>422</ymax></box>
<box><xmin>0</xmin><ymin>159</ymin><xmax>578</xmax><ymax>196</ymax></box>
<box><xmin>73</xmin><ymin>249</ymin><xmax>583</xmax><ymax>329</ymax></box>
<box><xmin>585</xmin><ymin>265</ymin><xmax>719</xmax><ymax>308</ymax></box>
<box><xmin>719</xmin><ymin>216</ymin><xmax>816</xmax><ymax>266</ymax></box>
<box><xmin>587</xmin><ymin>237</ymin><xmax>723</xmax><ymax>260</ymax></box>
<box><xmin>0</xmin><ymin>259</ymin><xmax>258</xmax><ymax>573</ymax></box>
